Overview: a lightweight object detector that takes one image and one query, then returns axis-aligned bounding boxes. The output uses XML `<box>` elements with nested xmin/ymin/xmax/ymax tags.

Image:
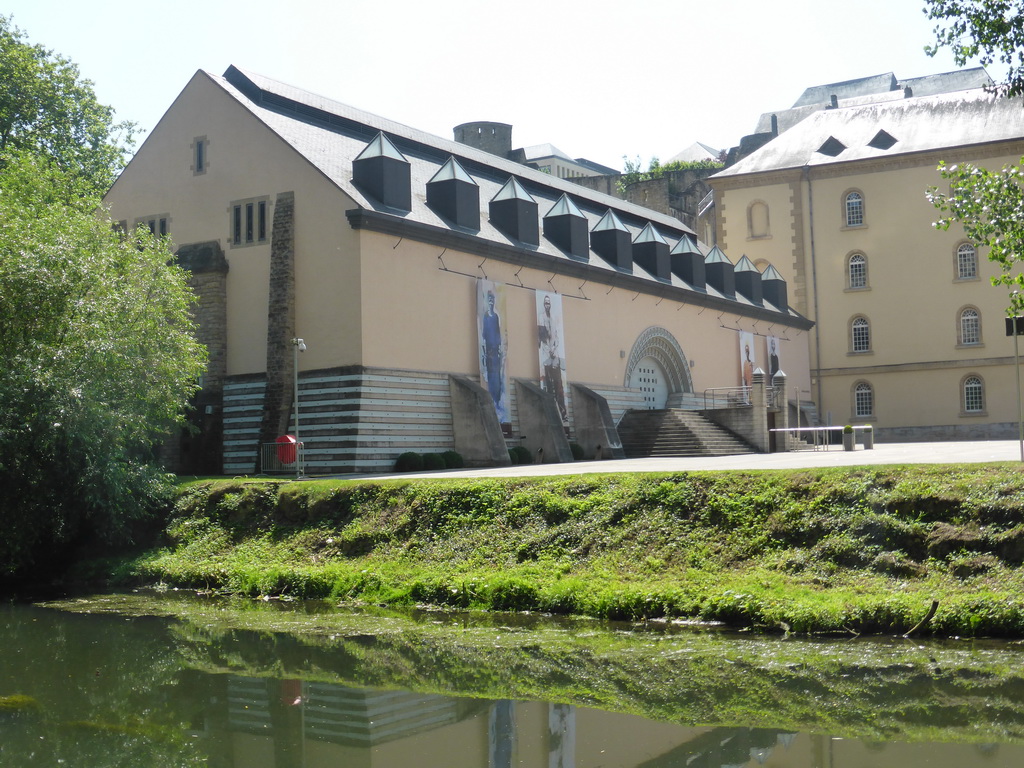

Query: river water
<box><xmin>1</xmin><ymin>591</ymin><xmax>1023</xmax><ymax>767</ymax></box>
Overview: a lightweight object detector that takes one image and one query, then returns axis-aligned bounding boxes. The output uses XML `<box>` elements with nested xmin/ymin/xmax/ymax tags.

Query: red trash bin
<box><xmin>275</xmin><ymin>435</ymin><xmax>297</xmax><ymax>465</ymax></box>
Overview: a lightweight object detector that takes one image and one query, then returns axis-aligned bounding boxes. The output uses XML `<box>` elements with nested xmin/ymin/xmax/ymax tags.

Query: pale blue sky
<box><xmin>5</xmin><ymin>0</ymin><xmax>979</xmax><ymax>172</ymax></box>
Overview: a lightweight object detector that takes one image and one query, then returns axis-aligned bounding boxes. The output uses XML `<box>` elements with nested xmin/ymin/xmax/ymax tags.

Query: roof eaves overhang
<box><xmin>347</xmin><ymin>208</ymin><xmax>813</xmax><ymax>330</ymax></box>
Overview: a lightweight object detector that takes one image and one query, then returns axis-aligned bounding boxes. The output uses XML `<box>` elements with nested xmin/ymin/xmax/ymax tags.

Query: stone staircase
<box><xmin>617</xmin><ymin>409</ymin><xmax>756</xmax><ymax>458</ymax></box>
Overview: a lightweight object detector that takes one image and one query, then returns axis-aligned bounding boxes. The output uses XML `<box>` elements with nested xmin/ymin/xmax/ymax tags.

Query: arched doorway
<box><xmin>624</xmin><ymin>327</ymin><xmax>693</xmax><ymax>409</ymax></box>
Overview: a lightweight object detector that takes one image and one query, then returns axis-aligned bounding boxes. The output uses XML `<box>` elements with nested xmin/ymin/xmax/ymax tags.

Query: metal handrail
<box><xmin>703</xmin><ymin>386</ymin><xmax>751</xmax><ymax>409</ymax></box>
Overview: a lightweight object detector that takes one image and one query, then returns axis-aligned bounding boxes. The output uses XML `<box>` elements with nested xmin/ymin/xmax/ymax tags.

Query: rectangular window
<box><xmin>196</xmin><ymin>140</ymin><xmax>205</xmax><ymax>173</ymax></box>
<box><xmin>135</xmin><ymin>214</ymin><xmax>170</xmax><ymax>237</ymax></box>
<box><xmin>229</xmin><ymin>196</ymin><xmax>270</xmax><ymax>248</ymax></box>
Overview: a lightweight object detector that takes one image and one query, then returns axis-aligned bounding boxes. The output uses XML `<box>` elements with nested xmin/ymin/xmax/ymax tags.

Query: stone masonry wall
<box><xmin>258</xmin><ymin>191</ymin><xmax>296</xmax><ymax>449</ymax></box>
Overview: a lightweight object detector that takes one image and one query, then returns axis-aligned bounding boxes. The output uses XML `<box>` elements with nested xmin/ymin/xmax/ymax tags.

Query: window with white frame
<box><xmin>959</xmin><ymin>307</ymin><xmax>981</xmax><ymax>345</ymax></box>
<box><xmin>851</xmin><ymin>316</ymin><xmax>871</xmax><ymax>352</ymax></box>
<box><xmin>957</xmin><ymin>243</ymin><xmax>977</xmax><ymax>279</ymax></box>
<box><xmin>963</xmin><ymin>375</ymin><xmax>984</xmax><ymax>413</ymax></box>
<box><xmin>855</xmin><ymin>382</ymin><xmax>874</xmax><ymax>418</ymax></box>
<box><xmin>230</xmin><ymin>197</ymin><xmax>269</xmax><ymax>246</ymax></box>
<box><xmin>848</xmin><ymin>252</ymin><xmax>867</xmax><ymax>289</ymax></box>
<box><xmin>845</xmin><ymin>191</ymin><xmax>864</xmax><ymax>227</ymax></box>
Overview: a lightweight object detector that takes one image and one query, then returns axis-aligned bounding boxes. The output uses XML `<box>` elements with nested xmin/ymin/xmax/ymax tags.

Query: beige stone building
<box><xmin>105</xmin><ymin>67</ymin><xmax>810</xmax><ymax>474</ymax></box>
<box><xmin>710</xmin><ymin>86</ymin><xmax>1024</xmax><ymax>440</ymax></box>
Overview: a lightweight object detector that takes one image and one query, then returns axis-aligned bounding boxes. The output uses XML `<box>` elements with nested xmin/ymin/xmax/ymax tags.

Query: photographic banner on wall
<box><xmin>766</xmin><ymin>335</ymin><xmax>781</xmax><ymax>381</ymax></box>
<box><xmin>739</xmin><ymin>331</ymin><xmax>756</xmax><ymax>398</ymax></box>
<box><xmin>536</xmin><ymin>290</ymin><xmax>568</xmax><ymax>425</ymax></box>
<box><xmin>478</xmin><ymin>279</ymin><xmax>510</xmax><ymax>425</ymax></box>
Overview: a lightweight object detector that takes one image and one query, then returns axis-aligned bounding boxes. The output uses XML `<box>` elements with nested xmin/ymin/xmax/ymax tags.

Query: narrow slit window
<box><xmin>258</xmin><ymin>201</ymin><xmax>267</xmax><ymax>241</ymax></box>
<box><xmin>232</xmin><ymin>205</ymin><xmax>242</xmax><ymax>245</ymax></box>
<box><xmin>245</xmin><ymin>203</ymin><xmax>254</xmax><ymax>243</ymax></box>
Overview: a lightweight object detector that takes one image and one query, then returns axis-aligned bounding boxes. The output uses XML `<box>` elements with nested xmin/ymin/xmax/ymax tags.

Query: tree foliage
<box><xmin>0</xmin><ymin>14</ymin><xmax>134</xmax><ymax>194</ymax></box>
<box><xmin>928</xmin><ymin>157</ymin><xmax>1024</xmax><ymax>312</ymax></box>
<box><xmin>618</xmin><ymin>155</ymin><xmax>724</xmax><ymax>193</ymax></box>
<box><xmin>0</xmin><ymin>153</ymin><xmax>207</xmax><ymax>579</ymax></box>
<box><xmin>924</xmin><ymin>0</ymin><xmax>1024</xmax><ymax>97</ymax></box>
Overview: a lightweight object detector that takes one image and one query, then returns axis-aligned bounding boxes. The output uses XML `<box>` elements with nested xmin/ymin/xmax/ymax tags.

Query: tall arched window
<box><xmin>957</xmin><ymin>243</ymin><xmax>977</xmax><ymax>279</ymax></box>
<box><xmin>854</xmin><ymin>382</ymin><xmax>874</xmax><ymax>418</ymax></box>
<box><xmin>848</xmin><ymin>252</ymin><xmax>867</xmax><ymax>289</ymax></box>
<box><xmin>963</xmin><ymin>375</ymin><xmax>984</xmax><ymax>413</ymax></box>
<box><xmin>845</xmin><ymin>191</ymin><xmax>864</xmax><ymax>227</ymax></box>
<box><xmin>851</xmin><ymin>316</ymin><xmax>871</xmax><ymax>352</ymax></box>
<box><xmin>959</xmin><ymin>307</ymin><xmax>981</xmax><ymax>345</ymax></box>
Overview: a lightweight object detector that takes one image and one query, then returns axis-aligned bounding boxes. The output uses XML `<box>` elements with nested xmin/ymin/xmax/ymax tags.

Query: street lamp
<box><xmin>292</xmin><ymin>337</ymin><xmax>307</xmax><ymax>479</ymax></box>
<box><xmin>1009</xmin><ymin>292</ymin><xmax>1023</xmax><ymax>463</ymax></box>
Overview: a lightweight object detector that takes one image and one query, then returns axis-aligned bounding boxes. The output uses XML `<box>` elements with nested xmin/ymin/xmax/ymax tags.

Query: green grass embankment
<box><xmin>110</xmin><ymin>464</ymin><xmax>1024</xmax><ymax>637</ymax></box>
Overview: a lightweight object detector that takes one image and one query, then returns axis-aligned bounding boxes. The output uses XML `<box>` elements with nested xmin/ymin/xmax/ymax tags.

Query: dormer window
<box><xmin>868</xmin><ymin>130</ymin><xmax>897</xmax><ymax>150</ymax></box>
<box><xmin>818</xmin><ymin>136</ymin><xmax>846</xmax><ymax>157</ymax></box>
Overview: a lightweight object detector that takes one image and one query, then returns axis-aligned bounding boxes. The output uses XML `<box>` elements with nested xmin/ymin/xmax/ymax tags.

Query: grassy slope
<box><xmin>108</xmin><ymin>464</ymin><xmax>1024</xmax><ymax>637</ymax></box>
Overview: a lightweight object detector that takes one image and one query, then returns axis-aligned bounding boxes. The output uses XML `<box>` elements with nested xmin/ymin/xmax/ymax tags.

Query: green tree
<box><xmin>0</xmin><ymin>14</ymin><xmax>134</xmax><ymax>194</ymax></box>
<box><xmin>924</xmin><ymin>0</ymin><xmax>1024</xmax><ymax>97</ymax></box>
<box><xmin>928</xmin><ymin>158</ymin><xmax>1024</xmax><ymax>313</ymax></box>
<box><xmin>0</xmin><ymin>152</ymin><xmax>207</xmax><ymax>580</ymax></box>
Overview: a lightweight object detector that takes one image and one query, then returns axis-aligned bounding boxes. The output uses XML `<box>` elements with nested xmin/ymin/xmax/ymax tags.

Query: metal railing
<box><xmin>260</xmin><ymin>442</ymin><xmax>304</xmax><ymax>475</ymax></box>
<box><xmin>703</xmin><ymin>386</ymin><xmax>751</xmax><ymax>409</ymax></box>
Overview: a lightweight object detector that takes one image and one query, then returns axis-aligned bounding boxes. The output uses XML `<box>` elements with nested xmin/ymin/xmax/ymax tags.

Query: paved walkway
<box><xmin>354</xmin><ymin>440</ymin><xmax>1024</xmax><ymax>481</ymax></box>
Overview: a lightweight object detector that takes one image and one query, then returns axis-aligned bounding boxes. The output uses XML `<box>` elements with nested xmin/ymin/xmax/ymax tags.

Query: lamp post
<box><xmin>1009</xmin><ymin>292</ymin><xmax>1023</xmax><ymax>463</ymax></box>
<box><xmin>292</xmin><ymin>337</ymin><xmax>306</xmax><ymax>479</ymax></box>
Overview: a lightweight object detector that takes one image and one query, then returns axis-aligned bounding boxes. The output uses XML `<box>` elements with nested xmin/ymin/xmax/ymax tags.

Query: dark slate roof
<box><xmin>792</xmin><ymin>73</ymin><xmax>898</xmax><ymax>107</ymax></box>
<box><xmin>754</xmin><ymin>68</ymin><xmax>994</xmax><ymax>136</ymax></box>
<box><xmin>719</xmin><ymin>88</ymin><xmax>1024</xmax><ymax>178</ymax></box>
<box><xmin>206</xmin><ymin>67</ymin><xmax>800</xmax><ymax>319</ymax></box>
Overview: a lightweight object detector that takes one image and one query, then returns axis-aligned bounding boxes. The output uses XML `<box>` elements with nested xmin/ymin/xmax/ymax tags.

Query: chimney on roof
<box><xmin>770</xmin><ymin>114</ymin><xmax>779</xmax><ymax>137</ymax></box>
<box><xmin>904</xmin><ymin>86</ymin><xmax>913</xmax><ymax>98</ymax></box>
<box><xmin>828</xmin><ymin>94</ymin><xmax>839</xmax><ymax>109</ymax></box>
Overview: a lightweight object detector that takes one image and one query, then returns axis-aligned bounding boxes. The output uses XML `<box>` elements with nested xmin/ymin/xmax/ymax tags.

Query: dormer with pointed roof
<box><xmin>489</xmin><ymin>177</ymin><xmax>539</xmax><ymax>245</ymax></box>
<box><xmin>670</xmin><ymin>234</ymin><xmax>705</xmax><ymax>291</ymax></box>
<box><xmin>633</xmin><ymin>223</ymin><xmax>670</xmax><ymax>282</ymax></box>
<box><xmin>734</xmin><ymin>255</ymin><xmax>763</xmax><ymax>306</ymax></box>
<box><xmin>426</xmin><ymin>156</ymin><xmax>480</xmax><ymax>230</ymax></box>
<box><xmin>761</xmin><ymin>264</ymin><xmax>788</xmax><ymax>310</ymax></box>
<box><xmin>352</xmin><ymin>132</ymin><xmax>411</xmax><ymax>211</ymax></box>
<box><xmin>543</xmin><ymin>194</ymin><xmax>588</xmax><ymax>260</ymax></box>
<box><xmin>705</xmin><ymin>245</ymin><xmax>735</xmax><ymax>297</ymax></box>
<box><xmin>590</xmin><ymin>209</ymin><xmax>632</xmax><ymax>271</ymax></box>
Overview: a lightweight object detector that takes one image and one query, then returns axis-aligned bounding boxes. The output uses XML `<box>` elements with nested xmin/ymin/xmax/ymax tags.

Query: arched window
<box><xmin>748</xmin><ymin>201</ymin><xmax>770</xmax><ymax>238</ymax></box>
<box><xmin>854</xmin><ymin>382</ymin><xmax>874</xmax><ymax>418</ymax></box>
<box><xmin>851</xmin><ymin>316</ymin><xmax>870</xmax><ymax>352</ymax></box>
<box><xmin>959</xmin><ymin>307</ymin><xmax>981</xmax><ymax>345</ymax></box>
<box><xmin>845</xmin><ymin>191</ymin><xmax>864</xmax><ymax>227</ymax></box>
<box><xmin>957</xmin><ymin>243</ymin><xmax>977</xmax><ymax>279</ymax></box>
<box><xmin>963</xmin><ymin>375</ymin><xmax>984</xmax><ymax>413</ymax></box>
<box><xmin>848</xmin><ymin>252</ymin><xmax>867</xmax><ymax>289</ymax></box>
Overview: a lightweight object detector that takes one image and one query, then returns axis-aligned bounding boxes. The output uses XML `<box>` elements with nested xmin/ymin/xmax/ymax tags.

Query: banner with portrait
<box><xmin>739</xmin><ymin>331</ymin><xmax>755</xmax><ymax>400</ymax></box>
<box><xmin>766</xmin><ymin>335</ymin><xmax>782</xmax><ymax>381</ymax></box>
<box><xmin>536</xmin><ymin>291</ymin><xmax>568</xmax><ymax>425</ymax></box>
<box><xmin>478</xmin><ymin>280</ymin><xmax>509</xmax><ymax>424</ymax></box>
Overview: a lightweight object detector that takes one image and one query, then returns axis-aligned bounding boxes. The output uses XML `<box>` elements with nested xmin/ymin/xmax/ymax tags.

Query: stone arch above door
<box><xmin>624</xmin><ymin>327</ymin><xmax>693</xmax><ymax>407</ymax></box>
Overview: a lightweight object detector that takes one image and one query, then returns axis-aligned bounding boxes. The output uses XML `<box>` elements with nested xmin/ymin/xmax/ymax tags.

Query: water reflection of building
<box><xmin>207</xmin><ymin>675</ymin><xmax>800</xmax><ymax>768</ymax></box>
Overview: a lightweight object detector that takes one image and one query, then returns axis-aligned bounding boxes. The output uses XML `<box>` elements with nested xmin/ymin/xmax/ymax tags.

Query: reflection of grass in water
<box><xmin>0</xmin><ymin>694</ymin><xmax>41</xmax><ymax>716</ymax></box>
<box><xmin>44</xmin><ymin>592</ymin><xmax>1024</xmax><ymax>744</ymax></box>
<box><xmin>101</xmin><ymin>466</ymin><xmax>1024</xmax><ymax>637</ymax></box>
